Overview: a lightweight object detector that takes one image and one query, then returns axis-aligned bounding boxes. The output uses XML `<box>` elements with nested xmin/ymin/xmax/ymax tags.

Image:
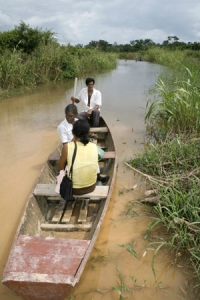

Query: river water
<box><xmin>0</xmin><ymin>60</ymin><xmax>194</xmax><ymax>300</ymax></box>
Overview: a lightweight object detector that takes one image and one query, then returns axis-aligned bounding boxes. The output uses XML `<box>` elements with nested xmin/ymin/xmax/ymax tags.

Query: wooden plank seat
<box><xmin>102</xmin><ymin>151</ymin><xmax>115</xmax><ymax>159</ymax></box>
<box><xmin>34</xmin><ymin>184</ymin><xmax>109</xmax><ymax>198</ymax></box>
<box><xmin>48</xmin><ymin>151</ymin><xmax>115</xmax><ymax>161</ymax></box>
<box><xmin>89</xmin><ymin>127</ymin><xmax>108</xmax><ymax>133</ymax></box>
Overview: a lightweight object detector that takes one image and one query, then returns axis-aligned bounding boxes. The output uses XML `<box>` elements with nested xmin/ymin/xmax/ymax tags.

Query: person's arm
<box><xmin>57</xmin><ymin>125</ymin><xmax>72</xmax><ymax>144</ymax></box>
<box><xmin>87</xmin><ymin>105</ymin><xmax>100</xmax><ymax>117</ymax></box>
<box><xmin>71</xmin><ymin>88</ymin><xmax>85</xmax><ymax>104</ymax></box>
<box><xmin>58</xmin><ymin>144</ymin><xmax>68</xmax><ymax>170</ymax></box>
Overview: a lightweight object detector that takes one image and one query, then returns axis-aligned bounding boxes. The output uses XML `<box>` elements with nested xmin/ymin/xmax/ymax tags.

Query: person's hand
<box><xmin>71</xmin><ymin>96</ymin><xmax>75</xmax><ymax>104</ymax></box>
<box><xmin>87</xmin><ymin>109</ymin><xmax>93</xmax><ymax>117</ymax></box>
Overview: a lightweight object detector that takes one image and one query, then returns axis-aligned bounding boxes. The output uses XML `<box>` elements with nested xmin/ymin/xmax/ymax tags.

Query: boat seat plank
<box><xmin>40</xmin><ymin>223</ymin><xmax>92</xmax><ymax>232</ymax></box>
<box><xmin>101</xmin><ymin>151</ymin><xmax>115</xmax><ymax>159</ymax></box>
<box><xmin>34</xmin><ymin>184</ymin><xmax>109</xmax><ymax>198</ymax></box>
<box><xmin>74</xmin><ymin>185</ymin><xmax>109</xmax><ymax>198</ymax></box>
<box><xmin>90</xmin><ymin>127</ymin><xmax>108</xmax><ymax>133</ymax></box>
<box><xmin>48</xmin><ymin>151</ymin><xmax>115</xmax><ymax>161</ymax></box>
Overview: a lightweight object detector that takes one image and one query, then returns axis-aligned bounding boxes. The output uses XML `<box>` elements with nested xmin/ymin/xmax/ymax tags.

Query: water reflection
<box><xmin>0</xmin><ymin>60</ymin><xmax>193</xmax><ymax>300</ymax></box>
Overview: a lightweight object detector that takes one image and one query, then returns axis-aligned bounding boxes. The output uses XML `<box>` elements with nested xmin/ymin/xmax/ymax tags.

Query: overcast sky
<box><xmin>0</xmin><ymin>0</ymin><xmax>200</xmax><ymax>46</ymax></box>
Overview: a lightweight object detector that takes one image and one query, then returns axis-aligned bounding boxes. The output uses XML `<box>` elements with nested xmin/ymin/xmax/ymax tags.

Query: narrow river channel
<box><xmin>0</xmin><ymin>60</ymin><xmax>194</xmax><ymax>300</ymax></box>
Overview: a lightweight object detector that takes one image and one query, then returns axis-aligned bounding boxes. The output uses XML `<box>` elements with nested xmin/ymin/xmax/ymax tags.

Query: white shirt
<box><xmin>57</xmin><ymin>118</ymin><xmax>77</xmax><ymax>144</ymax></box>
<box><xmin>77</xmin><ymin>87</ymin><xmax>102</xmax><ymax>112</ymax></box>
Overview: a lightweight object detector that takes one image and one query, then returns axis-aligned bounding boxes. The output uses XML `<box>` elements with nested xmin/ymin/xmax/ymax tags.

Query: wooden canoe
<box><xmin>2</xmin><ymin>117</ymin><xmax>117</xmax><ymax>300</ymax></box>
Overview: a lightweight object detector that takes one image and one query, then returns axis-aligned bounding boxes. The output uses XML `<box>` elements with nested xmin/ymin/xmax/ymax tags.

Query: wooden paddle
<box><xmin>72</xmin><ymin>77</ymin><xmax>78</xmax><ymax>104</ymax></box>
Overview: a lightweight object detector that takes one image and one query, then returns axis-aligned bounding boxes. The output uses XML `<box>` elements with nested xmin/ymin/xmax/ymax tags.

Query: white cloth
<box><xmin>55</xmin><ymin>170</ymin><xmax>65</xmax><ymax>194</ymax></box>
<box><xmin>76</xmin><ymin>87</ymin><xmax>102</xmax><ymax>112</ymax></box>
<box><xmin>57</xmin><ymin>118</ymin><xmax>77</xmax><ymax>144</ymax></box>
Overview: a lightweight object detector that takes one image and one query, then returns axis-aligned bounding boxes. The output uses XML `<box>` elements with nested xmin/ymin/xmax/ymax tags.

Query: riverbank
<box><xmin>126</xmin><ymin>62</ymin><xmax>200</xmax><ymax>297</ymax></box>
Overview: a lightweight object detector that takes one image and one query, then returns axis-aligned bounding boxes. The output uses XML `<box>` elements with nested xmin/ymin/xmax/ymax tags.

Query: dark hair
<box><xmin>73</xmin><ymin>119</ymin><xmax>90</xmax><ymax>145</ymax></box>
<box><xmin>85</xmin><ymin>77</ymin><xmax>95</xmax><ymax>85</ymax></box>
<box><xmin>65</xmin><ymin>104</ymin><xmax>78</xmax><ymax>115</ymax></box>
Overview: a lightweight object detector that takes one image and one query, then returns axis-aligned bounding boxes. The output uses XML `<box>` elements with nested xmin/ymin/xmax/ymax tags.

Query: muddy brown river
<box><xmin>0</xmin><ymin>60</ymin><xmax>194</xmax><ymax>299</ymax></box>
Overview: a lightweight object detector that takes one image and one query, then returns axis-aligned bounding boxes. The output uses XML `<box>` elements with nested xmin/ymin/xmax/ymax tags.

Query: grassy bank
<box><xmin>126</xmin><ymin>52</ymin><xmax>200</xmax><ymax>294</ymax></box>
<box><xmin>0</xmin><ymin>43</ymin><xmax>117</xmax><ymax>97</ymax></box>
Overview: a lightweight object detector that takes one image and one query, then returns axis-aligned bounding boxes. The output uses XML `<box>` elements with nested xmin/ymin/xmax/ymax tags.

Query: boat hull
<box><xmin>2</xmin><ymin>117</ymin><xmax>117</xmax><ymax>300</ymax></box>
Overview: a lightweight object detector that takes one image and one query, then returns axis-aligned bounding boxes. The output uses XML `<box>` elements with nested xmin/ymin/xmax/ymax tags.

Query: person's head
<box><xmin>86</xmin><ymin>78</ymin><xmax>95</xmax><ymax>91</ymax></box>
<box><xmin>65</xmin><ymin>104</ymin><xmax>78</xmax><ymax>124</ymax></box>
<box><xmin>72</xmin><ymin>119</ymin><xmax>90</xmax><ymax>145</ymax></box>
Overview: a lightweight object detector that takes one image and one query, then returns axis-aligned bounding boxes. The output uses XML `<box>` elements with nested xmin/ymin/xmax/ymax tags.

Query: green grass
<box><xmin>0</xmin><ymin>45</ymin><xmax>117</xmax><ymax>97</ymax></box>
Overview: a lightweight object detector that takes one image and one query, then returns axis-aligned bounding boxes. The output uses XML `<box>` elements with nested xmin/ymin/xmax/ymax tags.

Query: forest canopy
<box><xmin>1</xmin><ymin>21</ymin><xmax>200</xmax><ymax>54</ymax></box>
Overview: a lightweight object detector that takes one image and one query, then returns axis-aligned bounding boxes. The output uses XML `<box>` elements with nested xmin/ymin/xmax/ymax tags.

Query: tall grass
<box><xmin>0</xmin><ymin>43</ymin><xmax>117</xmax><ymax>96</ymax></box>
<box><xmin>143</xmin><ymin>47</ymin><xmax>186</xmax><ymax>66</ymax></box>
<box><xmin>145</xmin><ymin>66</ymin><xmax>200</xmax><ymax>142</ymax></box>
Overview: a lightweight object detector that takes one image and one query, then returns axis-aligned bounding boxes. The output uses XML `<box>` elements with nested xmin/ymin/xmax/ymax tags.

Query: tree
<box><xmin>85</xmin><ymin>40</ymin><xmax>112</xmax><ymax>51</ymax></box>
<box><xmin>167</xmin><ymin>36</ymin><xmax>179</xmax><ymax>43</ymax></box>
<box><xmin>0</xmin><ymin>21</ymin><xmax>57</xmax><ymax>54</ymax></box>
<box><xmin>85</xmin><ymin>40</ymin><xmax>99</xmax><ymax>49</ymax></box>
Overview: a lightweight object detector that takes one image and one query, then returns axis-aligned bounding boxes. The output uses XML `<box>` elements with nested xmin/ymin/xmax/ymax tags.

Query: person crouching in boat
<box><xmin>58</xmin><ymin>119</ymin><xmax>98</xmax><ymax>195</ymax></box>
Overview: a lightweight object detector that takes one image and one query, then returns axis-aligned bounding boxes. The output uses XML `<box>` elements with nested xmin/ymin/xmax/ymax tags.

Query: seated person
<box><xmin>57</xmin><ymin>104</ymin><xmax>78</xmax><ymax>144</ymax></box>
<box><xmin>57</xmin><ymin>104</ymin><xmax>109</xmax><ymax>184</ymax></box>
<box><xmin>58</xmin><ymin>119</ymin><xmax>98</xmax><ymax>195</ymax></box>
<box><xmin>71</xmin><ymin>77</ymin><xmax>101</xmax><ymax>127</ymax></box>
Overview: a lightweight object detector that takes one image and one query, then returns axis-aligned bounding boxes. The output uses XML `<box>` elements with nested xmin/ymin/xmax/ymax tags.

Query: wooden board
<box><xmin>90</xmin><ymin>127</ymin><xmax>108</xmax><ymax>133</ymax></box>
<box><xmin>4</xmin><ymin>235</ymin><xmax>90</xmax><ymax>275</ymax></box>
<box><xmin>102</xmin><ymin>151</ymin><xmax>115</xmax><ymax>159</ymax></box>
<box><xmin>78</xmin><ymin>200</ymin><xmax>89</xmax><ymax>223</ymax></box>
<box><xmin>40</xmin><ymin>223</ymin><xmax>92</xmax><ymax>231</ymax></box>
<box><xmin>51</xmin><ymin>203</ymin><xmax>65</xmax><ymax>223</ymax></box>
<box><xmin>34</xmin><ymin>184</ymin><xmax>109</xmax><ymax>198</ymax></box>
<box><xmin>48</xmin><ymin>151</ymin><xmax>115</xmax><ymax>161</ymax></box>
<box><xmin>3</xmin><ymin>235</ymin><xmax>90</xmax><ymax>300</ymax></box>
<box><xmin>62</xmin><ymin>201</ymin><xmax>76</xmax><ymax>223</ymax></box>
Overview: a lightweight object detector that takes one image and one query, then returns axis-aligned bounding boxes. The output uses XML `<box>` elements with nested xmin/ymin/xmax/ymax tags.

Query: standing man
<box><xmin>71</xmin><ymin>77</ymin><xmax>101</xmax><ymax>127</ymax></box>
<box><xmin>57</xmin><ymin>104</ymin><xmax>78</xmax><ymax>144</ymax></box>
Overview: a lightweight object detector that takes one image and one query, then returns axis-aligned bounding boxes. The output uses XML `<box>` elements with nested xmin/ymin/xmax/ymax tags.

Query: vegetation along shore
<box><xmin>126</xmin><ymin>61</ymin><xmax>200</xmax><ymax>297</ymax></box>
